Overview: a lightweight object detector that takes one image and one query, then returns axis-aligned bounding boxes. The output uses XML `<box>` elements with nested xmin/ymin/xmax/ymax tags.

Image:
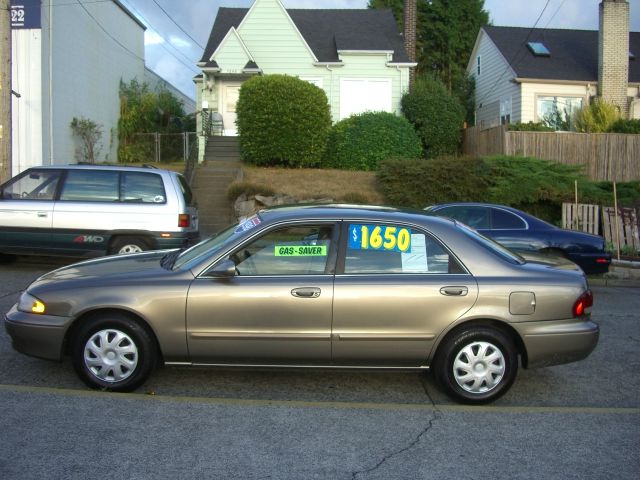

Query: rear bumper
<box><xmin>513</xmin><ymin>317</ymin><xmax>599</xmax><ymax>368</ymax></box>
<box><xmin>568</xmin><ymin>252</ymin><xmax>612</xmax><ymax>275</ymax></box>
<box><xmin>4</xmin><ymin>305</ymin><xmax>71</xmax><ymax>361</ymax></box>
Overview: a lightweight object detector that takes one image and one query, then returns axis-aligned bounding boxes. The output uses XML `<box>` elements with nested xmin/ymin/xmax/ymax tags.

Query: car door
<box><xmin>186</xmin><ymin>222</ymin><xmax>338</xmax><ymax>364</ymax></box>
<box><xmin>332</xmin><ymin>222</ymin><xmax>478</xmax><ymax>366</ymax></box>
<box><xmin>0</xmin><ymin>169</ymin><xmax>61</xmax><ymax>252</ymax></box>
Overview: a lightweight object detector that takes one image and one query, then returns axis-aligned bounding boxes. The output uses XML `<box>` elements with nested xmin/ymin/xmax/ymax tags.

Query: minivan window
<box><xmin>60</xmin><ymin>170</ymin><xmax>119</xmax><ymax>202</ymax></box>
<box><xmin>177</xmin><ymin>175</ymin><xmax>194</xmax><ymax>206</ymax></box>
<box><xmin>121</xmin><ymin>172</ymin><xmax>166</xmax><ymax>203</ymax></box>
<box><xmin>1</xmin><ymin>169</ymin><xmax>61</xmax><ymax>200</ymax></box>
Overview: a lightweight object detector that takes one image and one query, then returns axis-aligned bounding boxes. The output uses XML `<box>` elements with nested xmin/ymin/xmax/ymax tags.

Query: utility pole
<box><xmin>0</xmin><ymin>0</ymin><xmax>11</xmax><ymax>182</ymax></box>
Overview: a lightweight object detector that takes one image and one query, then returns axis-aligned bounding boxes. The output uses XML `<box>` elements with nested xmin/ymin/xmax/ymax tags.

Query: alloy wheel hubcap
<box><xmin>84</xmin><ymin>329</ymin><xmax>138</xmax><ymax>383</ymax></box>
<box><xmin>453</xmin><ymin>341</ymin><xmax>505</xmax><ymax>394</ymax></box>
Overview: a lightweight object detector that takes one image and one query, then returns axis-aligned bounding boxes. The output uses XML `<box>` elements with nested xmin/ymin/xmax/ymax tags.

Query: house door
<box><xmin>220</xmin><ymin>84</ymin><xmax>241</xmax><ymax>135</ymax></box>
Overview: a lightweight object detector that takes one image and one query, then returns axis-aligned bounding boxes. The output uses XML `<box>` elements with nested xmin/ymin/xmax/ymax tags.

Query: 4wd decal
<box><xmin>73</xmin><ymin>235</ymin><xmax>105</xmax><ymax>244</ymax></box>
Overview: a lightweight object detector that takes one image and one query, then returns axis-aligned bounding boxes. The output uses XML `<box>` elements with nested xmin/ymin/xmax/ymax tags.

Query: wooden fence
<box><xmin>463</xmin><ymin>126</ymin><xmax>640</xmax><ymax>181</ymax></box>
<box><xmin>563</xmin><ymin>202</ymin><xmax>639</xmax><ymax>253</ymax></box>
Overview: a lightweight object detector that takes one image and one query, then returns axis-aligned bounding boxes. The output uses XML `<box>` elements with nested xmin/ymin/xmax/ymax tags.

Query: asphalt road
<box><xmin>0</xmin><ymin>257</ymin><xmax>638</xmax><ymax>479</ymax></box>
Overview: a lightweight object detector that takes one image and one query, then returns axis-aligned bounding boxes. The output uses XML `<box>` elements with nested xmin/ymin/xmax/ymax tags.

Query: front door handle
<box><xmin>440</xmin><ymin>286</ymin><xmax>468</xmax><ymax>296</ymax></box>
<box><xmin>291</xmin><ymin>287</ymin><xmax>321</xmax><ymax>298</ymax></box>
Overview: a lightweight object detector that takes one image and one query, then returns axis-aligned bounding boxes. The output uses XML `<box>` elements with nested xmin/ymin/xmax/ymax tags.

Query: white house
<box><xmin>195</xmin><ymin>0</ymin><xmax>416</xmax><ymax>137</ymax></box>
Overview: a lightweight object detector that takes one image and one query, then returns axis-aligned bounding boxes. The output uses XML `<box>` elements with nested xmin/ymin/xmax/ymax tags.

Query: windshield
<box><xmin>456</xmin><ymin>221</ymin><xmax>525</xmax><ymax>265</ymax></box>
<box><xmin>172</xmin><ymin>214</ymin><xmax>263</xmax><ymax>269</ymax></box>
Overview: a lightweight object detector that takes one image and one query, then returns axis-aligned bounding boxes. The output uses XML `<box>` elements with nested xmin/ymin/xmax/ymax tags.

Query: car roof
<box><xmin>27</xmin><ymin>164</ymin><xmax>176</xmax><ymax>175</ymax></box>
<box><xmin>257</xmin><ymin>203</ymin><xmax>452</xmax><ymax>226</ymax></box>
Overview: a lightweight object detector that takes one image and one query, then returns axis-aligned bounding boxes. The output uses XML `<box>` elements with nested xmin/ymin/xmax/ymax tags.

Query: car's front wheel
<box><xmin>435</xmin><ymin>326</ymin><xmax>518</xmax><ymax>404</ymax></box>
<box><xmin>72</xmin><ymin>313</ymin><xmax>157</xmax><ymax>392</ymax></box>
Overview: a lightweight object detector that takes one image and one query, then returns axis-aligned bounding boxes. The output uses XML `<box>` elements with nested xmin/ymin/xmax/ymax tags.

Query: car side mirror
<box><xmin>208</xmin><ymin>259</ymin><xmax>237</xmax><ymax>277</ymax></box>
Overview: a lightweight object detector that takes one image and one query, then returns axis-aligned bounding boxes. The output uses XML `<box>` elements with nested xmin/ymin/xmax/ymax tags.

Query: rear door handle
<box><xmin>440</xmin><ymin>286</ymin><xmax>468</xmax><ymax>296</ymax></box>
<box><xmin>291</xmin><ymin>287</ymin><xmax>321</xmax><ymax>298</ymax></box>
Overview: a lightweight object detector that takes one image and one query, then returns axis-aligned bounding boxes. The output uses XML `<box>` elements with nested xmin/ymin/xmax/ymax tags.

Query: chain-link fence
<box><xmin>131</xmin><ymin>132</ymin><xmax>198</xmax><ymax>164</ymax></box>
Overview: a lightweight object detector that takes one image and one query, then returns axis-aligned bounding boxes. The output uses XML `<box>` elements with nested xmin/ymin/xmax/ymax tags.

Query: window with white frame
<box><xmin>537</xmin><ymin>96</ymin><xmax>583</xmax><ymax>131</ymax></box>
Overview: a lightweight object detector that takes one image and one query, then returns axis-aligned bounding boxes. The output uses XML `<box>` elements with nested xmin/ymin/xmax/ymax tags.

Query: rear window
<box><xmin>177</xmin><ymin>174</ymin><xmax>194</xmax><ymax>206</ymax></box>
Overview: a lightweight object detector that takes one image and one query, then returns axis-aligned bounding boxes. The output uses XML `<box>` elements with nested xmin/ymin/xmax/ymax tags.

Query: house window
<box><xmin>299</xmin><ymin>77</ymin><xmax>323</xmax><ymax>89</ymax></box>
<box><xmin>339</xmin><ymin>78</ymin><xmax>392</xmax><ymax>119</ymax></box>
<box><xmin>476</xmin><ymin>55</ymin><xmax>481</xmax><ymax>76</ymax></box>
<box><xmin>537</xmin><ymin>96</ymin><xmax>583</xmax><ymax>130</ymax></box>
<box><xmin>500</xmin><ymin>98</ymin><xmax>512</xmax><ymax>125</ymax></box>
<box><xmin>527</xmin><ymin>42</ymin><xmax>551</xmax><ymax>57</ymax></box>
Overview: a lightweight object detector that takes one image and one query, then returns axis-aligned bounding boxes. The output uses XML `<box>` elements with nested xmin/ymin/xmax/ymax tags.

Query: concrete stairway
<box><xmin>191</xmin><ymin>136</ymin><xmax>242</xmax><ymax>237</ymax></box>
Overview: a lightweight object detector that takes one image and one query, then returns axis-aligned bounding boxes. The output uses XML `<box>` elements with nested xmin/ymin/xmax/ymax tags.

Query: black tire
<box><xmin>109</xmin><ymin>236</ymin><xmax>150</xmax><ymax>255</ymax></box>
<box><xmin>434</xmin><ymin>326</ymin><xmax>518</xmax><ymax>404</ymax></box>
<box><xmin>72</xmin><ymin>312</ymin><xmax>157</xmax><ymax>392</ymax></box>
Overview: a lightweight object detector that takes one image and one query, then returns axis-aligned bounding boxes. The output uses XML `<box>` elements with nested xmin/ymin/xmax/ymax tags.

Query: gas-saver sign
<box><xmin>348</xmin><ymin>224</ymin><xmax>411</xmax><ymax>253</ymax></box>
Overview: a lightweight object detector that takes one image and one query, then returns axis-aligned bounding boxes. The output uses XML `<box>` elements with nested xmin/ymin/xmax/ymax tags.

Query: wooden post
<box><xmin>613</xmin><ymin>181</ymin><xmax>621</xmax><ymax>260</ymax></box>
<box><xmin>0</xmin><ymin>0</ymin><xmax>11</xmax><ymax>182</ymax></box>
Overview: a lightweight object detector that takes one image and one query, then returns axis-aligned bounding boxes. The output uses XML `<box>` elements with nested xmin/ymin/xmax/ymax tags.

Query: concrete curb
<box><xmin>588</xmin><ymin>259</ymin><xmax>640</xmax><ymax>287</ymax></box>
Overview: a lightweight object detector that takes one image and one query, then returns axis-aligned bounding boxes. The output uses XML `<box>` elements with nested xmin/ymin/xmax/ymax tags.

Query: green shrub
<box><xmin>508</xmin><ymin>122</ymin><xmax>554</xmax><ymax>132</ymax></box>
<box><xmin>324</xmin><ymin>112</ymin><xmax>422</xmax><ymax>170</ymax></box>
<box><xmin>573</xmin><ymin>98</ymin><xmax>620</xmax><ymax>133</ymax></box>
<box><xmin>377</xmin><ymin>156</ymin><xmax>489</xmax><ymax>208</ymax></box>
<box><xmin>401</xmin><ymin>76</ymin><xmax>466</xmax><ymax>158</ymax></box>
<box><xmin>235</xmin><ymin>75</ymin><xmax>331</xmax><ymax>167</ymax></box>
<box><xmin>607</xmin><ymin>119</ymin><xmax>640</xmax><ymax>134</ymax></box>
<box><xmin>339</xmin><ymin>192</ymin><xmax>372</xmax><ymax>204</ymax></box>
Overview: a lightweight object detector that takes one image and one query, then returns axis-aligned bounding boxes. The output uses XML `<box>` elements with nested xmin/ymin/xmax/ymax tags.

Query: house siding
<box><xmin>215</xmin><ymin>30</ymin><xmax>252</xmax><ymax>73</ymax></box>
<box><xmin>469</xmin><ymin>29</ymin><xmax>520</xmax><ymax>128</ymax></box>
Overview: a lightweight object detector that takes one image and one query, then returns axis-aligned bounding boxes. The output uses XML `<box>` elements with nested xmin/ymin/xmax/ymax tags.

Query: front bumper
<box><xmin>4</xmin><ymin>304</ymin><xmax>72</xmax><ymax>361</ymax></box>
<box><xmin>513</xmin><ymin>317</ymin><xmax>599</xmax><ymax>368</ymax></box>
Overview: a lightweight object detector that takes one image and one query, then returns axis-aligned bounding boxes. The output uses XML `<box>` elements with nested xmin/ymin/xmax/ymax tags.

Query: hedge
<box><xmin>235</xmin><ymin>75</ymin><xmax>331</xmax><ymax>167</ymax></box>
<box><xmin>324</xmin><ymin>111</ymin><xmax>422</xmax><ymax>170</ymax></box>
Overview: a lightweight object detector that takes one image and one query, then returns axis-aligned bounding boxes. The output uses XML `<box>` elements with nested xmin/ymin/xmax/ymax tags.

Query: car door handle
<box><xmin>440</xmin><ymin>286</ymin><xmax>468</xmax><ymax>296</ymax></box>
<box><xmin>37</xmin><ymin>212</ymin><xmax>48</xmax><ymax>218</ymax></box>
<box><xmin>291</xmin><ymin>287</ymin><xmax>321</xmax><ymax>298</ymax></box>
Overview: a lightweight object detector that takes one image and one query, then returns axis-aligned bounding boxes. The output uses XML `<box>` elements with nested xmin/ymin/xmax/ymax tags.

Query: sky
<box><xmin>119</xmin><ymin>0</ymin><xmax>640</xmax><ymax>101</ymax></box>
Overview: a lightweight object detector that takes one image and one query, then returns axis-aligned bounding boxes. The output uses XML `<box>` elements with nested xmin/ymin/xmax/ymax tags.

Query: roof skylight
<box><xmin>527</xmin><ymin>42</ymin><xmax>551</xmax><ymax>57</ymax></box>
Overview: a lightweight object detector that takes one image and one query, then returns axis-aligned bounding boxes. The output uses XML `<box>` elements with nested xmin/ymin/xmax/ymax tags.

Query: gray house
<box><xmin>468</xmin><ymin>0</ymin><xmax>639</xmax><ymax>129</ymax></box>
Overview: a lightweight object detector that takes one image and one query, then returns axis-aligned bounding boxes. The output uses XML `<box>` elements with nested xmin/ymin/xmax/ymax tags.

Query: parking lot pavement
<box><xmin>0</xmin><ymin>260</ymin><xmax>638</xmax><ymax>479</ymax></box>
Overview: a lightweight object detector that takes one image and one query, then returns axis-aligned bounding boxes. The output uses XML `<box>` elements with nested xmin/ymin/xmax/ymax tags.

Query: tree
<box><xmin>118</xmin><ymin>79</ymin><xmax>188</xmax><ymax>163</ymax></box>
<box><xmin>401</xmin><ymin>76</ymin><xmax>465</xmax><ymax>157</ymax></box>
<box><xmin>369</xmin><ymin>0</ymin><xmax>489</xmax><ymax>122</ymax></box>
<box><xmin>70</xmin><ymin>117</ymin><xmax>103</xmax><ymax>163</ymax></box>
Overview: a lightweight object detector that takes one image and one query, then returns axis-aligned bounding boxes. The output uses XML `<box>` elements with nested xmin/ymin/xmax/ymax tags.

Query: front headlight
<box><xmin>18</xmin><ymin>292</ymin><xmax>47</xmax><ymax>314</ymax></box>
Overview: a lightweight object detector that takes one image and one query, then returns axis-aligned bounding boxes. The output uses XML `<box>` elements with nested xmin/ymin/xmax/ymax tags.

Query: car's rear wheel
<box><xmin>435</xmin><ymin>326</ymin><xmax>518</xmax><ymax>404</ymax></box>
<box><xmin>72</xmin><ymin>313</ymin><xmax>157</xmax><ymax>392</ymax></box>
<box><xmin>110</xmin><ymin>236</ymin><xmax>150</xmax><ymax>255</ymax></box>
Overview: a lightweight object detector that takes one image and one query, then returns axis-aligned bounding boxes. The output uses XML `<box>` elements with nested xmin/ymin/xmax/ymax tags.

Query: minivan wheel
<box><xmin>110</xmin><ymin>236</ymin><xmax>149</xmax><ymax>255</ymax></box>
<box><xmin>435</xmin><ymin>327</ymin><xmax>518</xmax><ymax>404</ymax></box>
<box><xmin>72</xmin><ymin>313</ymin><xmax>157</xmax><ymax>392</ymax></box>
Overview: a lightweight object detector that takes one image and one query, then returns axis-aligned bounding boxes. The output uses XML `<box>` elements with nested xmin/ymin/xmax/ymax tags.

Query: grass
<box><xmin>242</xmin><ymin>166</ymin><xmax>385</xmax><ymax>204</ymax></box>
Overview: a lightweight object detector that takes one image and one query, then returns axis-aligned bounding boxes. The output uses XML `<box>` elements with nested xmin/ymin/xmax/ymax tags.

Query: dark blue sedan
<box><xmin>426</xmin><ymin>203</ymin><xmax>611</xmax><ymax>275</ymax></box>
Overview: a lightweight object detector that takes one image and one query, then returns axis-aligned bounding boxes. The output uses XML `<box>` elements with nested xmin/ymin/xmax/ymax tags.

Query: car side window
<box><xmin>121</xmin><ymin>172</ymin><xmax>166</xmax><ymax>203</ymax></box>
<box><xmin>492</xmin><ymin>208</ymin><xmax>526</xmax><ymax>229</ymax></box>
<box><xmin>60</xmin><ymin>170</ymin><xmax>119</xmax><ymax>202</ymax></box>
<box><xmin>1</xmin><ymin>169</ymin><xmax>61</xmax><ymax>200</ymax></box>
<box><xmin>231</xmin><ymin>225</ymin><xmax>334</xmax><ymax>276</ymax></box>
<box><xmin>439</xmin><ymin>206</ymin><xmax>491</xmax><ymax>229</ymax></box>
<box><xmin>344</xmin><ymin>223</ymin><xmax>464</xmax><ymax>274</ymax></box>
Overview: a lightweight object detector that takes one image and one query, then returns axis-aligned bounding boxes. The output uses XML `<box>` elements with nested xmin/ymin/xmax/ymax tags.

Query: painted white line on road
<box><xmin>1</xmin><ymin>383</ymin><xmax>638</xmax><ymax>415</ymax></box>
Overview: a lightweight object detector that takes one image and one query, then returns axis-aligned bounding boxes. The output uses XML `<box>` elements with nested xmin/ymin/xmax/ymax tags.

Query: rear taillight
<box><xmin>178</xmin><ymin>214</ymin><xmax>190</xmax><ymax>228</ymax></box>
<box><xmin>573</xmin><ymin>290</ymin><xmax>593</xmax><ymax>317</ymax></box>
<box><xmin>596</xmin><ymin>258</ymin><xmax>610</xmax><ymax>264</ymax></box>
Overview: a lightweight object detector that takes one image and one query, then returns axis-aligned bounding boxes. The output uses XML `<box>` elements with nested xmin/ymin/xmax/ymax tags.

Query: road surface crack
<box><xmin>350</xmin><ymin>376</ymin><xmax>440</xmax><ymax>480</ymax></box>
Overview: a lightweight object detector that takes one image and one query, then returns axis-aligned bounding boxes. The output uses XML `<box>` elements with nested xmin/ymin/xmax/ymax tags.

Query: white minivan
<box><xmin>0</xmin><ymin>165</ymin><xmax>199</xmax><ymax>257</ymax></box>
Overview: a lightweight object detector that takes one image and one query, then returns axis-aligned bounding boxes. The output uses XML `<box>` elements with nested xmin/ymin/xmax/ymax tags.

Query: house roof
<box><xmin>483</xmin><ymin>26</ymin><xmax>640</xmax><ymax>83</ymax></box>
<box><xmin>200</xmin><ymin>7</ymin><xmax>410</xmax><ymax>64</ymax></box>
